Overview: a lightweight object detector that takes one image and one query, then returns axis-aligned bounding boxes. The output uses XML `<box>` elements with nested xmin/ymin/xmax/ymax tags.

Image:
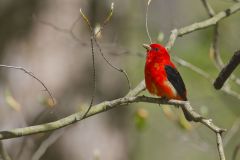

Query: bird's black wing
<box><xmin>164</xmin><ymin>65</ymin><xmax>187</xmax><ymax>100</ymax></box>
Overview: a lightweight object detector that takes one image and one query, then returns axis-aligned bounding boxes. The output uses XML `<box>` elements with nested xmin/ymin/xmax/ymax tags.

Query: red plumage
<box><xmin>143</xmin><ymin>43</ymin><xmax>191</xmax><ymax>121</ymax></box>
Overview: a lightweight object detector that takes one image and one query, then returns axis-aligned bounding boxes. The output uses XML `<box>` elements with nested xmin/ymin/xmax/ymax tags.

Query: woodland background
<box><xmin>0</xmin><ymin>0</ymin><xmax>240</xmax><ymax>160</ymax></box>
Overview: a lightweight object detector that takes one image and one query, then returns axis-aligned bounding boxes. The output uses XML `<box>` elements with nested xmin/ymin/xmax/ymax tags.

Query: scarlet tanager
<box><xmin>143</xmin><ymin>43</ymin><xmax>192</xmax><ymax>121</ymax></box>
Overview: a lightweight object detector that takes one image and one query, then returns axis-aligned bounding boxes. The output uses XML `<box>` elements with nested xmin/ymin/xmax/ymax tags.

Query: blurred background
<box><xmin>0</xmin><ymin>0</ymin><xmax>240</xmax><ymax>160</ymax></box>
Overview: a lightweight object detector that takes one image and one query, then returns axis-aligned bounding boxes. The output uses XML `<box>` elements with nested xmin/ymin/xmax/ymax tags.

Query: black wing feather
<box><xmin>164</xmin><ymin>65</ymin><xmax>187</xmax><ymax>100</ymax></box>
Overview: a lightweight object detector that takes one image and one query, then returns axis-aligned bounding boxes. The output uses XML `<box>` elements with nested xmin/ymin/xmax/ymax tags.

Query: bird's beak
<box><xmin>142</xmin><ymin>44</ymin><xmax>151</xmax><ymax>51</ymax></box>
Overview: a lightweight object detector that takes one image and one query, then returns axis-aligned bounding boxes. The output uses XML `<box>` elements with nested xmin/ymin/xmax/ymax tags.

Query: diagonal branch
<box><xmin>165</xmin><ymin>2</ymin><xmax>240</xmax><ymax>50</ymax></box>
<box><xmin>0</xmin><ymin>141</ymin><xmax>12</xmax><ymax>160</ymax></box>
<box><xmin>232</xmin><ymin>143</ymin><xmax>240</xmax><ymax>160</ymax></box>
<box><xmin>214</xmin><ymin>50</ymin><xmax>240</xmax><ymax>89</ymax></box>
<box><xmin>0</xmin><ymin>95</ymin><xmax>225</xmax><ymax>140</ymax></box>
<box><xmin>0</xmin><ymin>65</ymin><xmax>55</xmax><ymax>106</ymax></box>
<box><xmin>201</xmin><ymin>0</ymin><xmax>215</xmax><ymax>17</ymax></box>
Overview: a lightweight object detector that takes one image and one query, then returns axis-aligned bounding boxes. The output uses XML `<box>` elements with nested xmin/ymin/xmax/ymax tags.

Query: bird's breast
<box><xmin>144</xmin><ymin>61</ymin><xmax>179</xmax><ymax>99</ymax></box>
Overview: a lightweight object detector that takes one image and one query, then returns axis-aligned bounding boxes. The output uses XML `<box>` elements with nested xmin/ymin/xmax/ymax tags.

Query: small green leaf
<box><xmin>134</xmin><ymin>108</ymin><xmax>149</xmax><ymax>131</ymax></box>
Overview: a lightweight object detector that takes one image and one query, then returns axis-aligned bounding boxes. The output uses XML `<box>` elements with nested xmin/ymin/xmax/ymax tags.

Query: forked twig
<box><xmin>80</xmin><ymin>4</ymin><xmax>131</xmax><ymax>90</ymax></box>
<box><xmin>79</xmin><ymin>3</ymin><xmax>131</xmax><ymax>118</ymax></box>
<box><xmin>82</xmin><ymin>38</ymin><xmax>96</xmax><ymax>119</ymax></box>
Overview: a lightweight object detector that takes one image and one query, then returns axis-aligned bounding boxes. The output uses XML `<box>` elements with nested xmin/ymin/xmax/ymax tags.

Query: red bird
<box><xmin>143</xmin><ymin>43</ymin><xmax>191</xmax><ymax>121</ymax></box>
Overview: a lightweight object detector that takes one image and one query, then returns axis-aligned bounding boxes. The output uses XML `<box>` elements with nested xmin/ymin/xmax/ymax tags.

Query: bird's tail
<box><xmin>181</xmin><ymin>107</ymin><xmax>193</xmax><ymax>121</ymax></box>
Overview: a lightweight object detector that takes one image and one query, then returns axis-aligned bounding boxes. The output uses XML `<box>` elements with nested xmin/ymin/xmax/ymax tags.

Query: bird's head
<box><xmin>142</xmin><ymin>43</ymin><xmax>170</xmax><ymax>60</ymax></box>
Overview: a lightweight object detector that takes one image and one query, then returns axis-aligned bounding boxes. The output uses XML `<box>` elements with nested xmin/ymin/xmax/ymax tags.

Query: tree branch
<box><xmin>214</xmin><ymin>50</ymin><xmax>240</xmax><ymax>89</ymax></box>
<box><xmin>201</xmin><ymin>0</ymin><xmax>215</xmax><ymax>17</ymax></box>
<box><xmin>0</xmin><ymin>0</ymin><xmax>238</xmax><ymax>141</ymax></box>
<box><xmin>200</xmin><ymin>0</ymin><xmax>225</xmax><ymax>70</ymax></box>
<box><xmin>31</xmin><ymin>129</ymin><xmax>65</xmax><ymax>160</ymax></box>
<box><xmin>166</xmin><ymin>2</ymin><xmax>240</xmax><ymax>50</ymax></box>
<box><xmin>217</xmin><ymin>133</ymin><xmax>226</xmax><ymax>160</ymax></box>
<box><xmin>0</xmin><ymin>95</ymin><xmax>225</xmax><ymax>140</ymax></box>
<box><xmin>232</xmin><ymin>143</ymin><xmax>240</xmax><ymax>160</ymax></box>
<box><xmin>0</xmin><ymin>3</ymin><xmax>239</xmax><ymax>160</ymax></box>
<box><xmin>0</xmin><ymin>65</ymin><xmax>55</xmax><ymax>106</ymax></box>
<box><xmin>0</xmin><ymin>141</ymin><xmax>12</xmax><ymax>160</ymax></box>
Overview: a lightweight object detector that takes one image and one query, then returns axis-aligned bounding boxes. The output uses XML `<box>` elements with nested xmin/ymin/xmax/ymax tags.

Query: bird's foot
<box><xmin>160</xmin><ymin>96</ymin><xmax>169</xmax><ymax>102</ymax></box>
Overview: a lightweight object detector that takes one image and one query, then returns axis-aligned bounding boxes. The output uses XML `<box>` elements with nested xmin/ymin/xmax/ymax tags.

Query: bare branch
<box><xmin>223</xmin><ymin>118</ymin><xmax>240</xmax><ymax>146</ymax></box>
<box><xmin>0</xmin><ymin>95</ymin><xmax>225</xmax><ymax>140</ymax></box>
<box><xmin>178</xmin><ymin>2</ymin><xmax>240</xmax><ymax>36</ymax></box>
<box><xmin>200</xmin><ymin>0</ymin><xmax>224</xmax><ymax>70</ymax></box>
<box><xmin>217</xmin><ymin>133</ymin><xmax>226</xmax><ymax>160</ymax></box>
<box><xmin>80</xmin><ymin>3</ymin><xmax>131</xmax><ymax>92</ymax></box>
<box><xmin>174</xmin><ymin>56</ymin><xmax>240</xmax><ymax>100</ymax></box>
<box><xmin>210</xmin><ymin>24</ymin><xmax>224</xmax><ymax>70</ymax></box>
<box><xmin>31</xmin><ymin>129</ymin><xmax>65</xmax><ymax>160</ymax></box>
<box><xmin>214</xmin><ymin>50</ymin><xmax>240</xmax><ymax>89</ymax></box>
<box><xmin>82</xmin><ymin>37</ymin><xmax>96</xmax><ymax>119</ymax></box>
<box><xmin>166</xmin><ymin>2</ymin><xmax>240</xmax><ymax>50</ymax></box>
<box><xmin>232</xmin><ymin>143</ymin><xmax>240</xmax><ymax>160</ymax></box>
<box><xmin>173</xmin><ymin>56</ymin><xmax>212</xmax><ymax>81</ymax></box>
<box><xmin>95</xmin><ymin>2</ymin><xmax>114</xmax><ymax>36</ymax></box>
<box><xmin>34</xmin><ymin>14</ymin><xmax>84</xmax><ymax>43</ymax></box>
<box><xmin>0</xmin><ymin>65</ymin><xmax>55</xmax><ymax>106</ymax></box>
<box><xmin>0</xmin><ymin>141</ymin><xmax>12</xmax><ymax>160</ymax></box>
<box><xmin>201</xmin><ymin>0</ymin><xmax>215</xmax><ymax>17</ymax></box>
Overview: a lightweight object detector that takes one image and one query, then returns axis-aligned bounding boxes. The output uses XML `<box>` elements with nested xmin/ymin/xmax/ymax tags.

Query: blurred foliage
<box><xmin>134</xmin><ymin>108</ymin><xmax>149</xmax><ymax>131</ymax></box>
<box><xmin>4</xmin><ymin>88</ymin><xmax>21</xmax><ymax>111</ymax></box>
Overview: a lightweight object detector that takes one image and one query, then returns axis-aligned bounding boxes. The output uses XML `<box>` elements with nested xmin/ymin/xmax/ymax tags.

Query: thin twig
<box><xmin>33</xmin><ymin>14</ymin><xmax>84</xmax><ymax>43</ymax></box>
<box><xmin>223</xmin><ymin>118</ymin><xmax>240</xmax><ymax>146</ymax></box>
<box><xmin>232</xmin><ymin>143</ymin><xmax>240</xmax><ymax>160</ymax></box>
<box><xmin>174</xmin><ymin>55</ymin><xmax>240</xmax><ymax>100</ymax></box>
<box><xmin>95</xmin><ymin>3</ymin><xmax>114</xmax><ymax>36</ymax></box>
<box><xmin>81</xmin><ymin>2</ymin><xmax>132</xmax><ymax>120</ymax></box>
<box><xmin>202</xmin><ymin>0</ymin><xmax>240</xmax><ymax>88</ymax></box>
<box><xmin>94</xmin><ymin>41</ymin><xmax>131</xmax><ymax>90</ymax></box>
<box><xmin>0</xmin><ymin>141</ymin><xmax>12</xmax><ymax>160</ymax></box>
<box><xmin>31</xmin><ymin>129</ymin><xmax>65</xmax><ymax>160</ymax></box>
<box><xmin>210</xmin><ymin>24</ymin><xmax>224</xmax><ymax>70</ymax></box>
<box><xmin>80</xmin><ymin>4</ymin><xmax>131</xmax><ymax>90</ymax></box>
<box><xmin>0</xmin><ymin>65</ymin><xmax>55</xmax><ymax>106</ymax></box>
<box><xmin>200</xmin><ymin>0</ymin><xmax>224</xmax><ymax>70</ymax></box>
<box><xmin>145</xmin><ymin>0</ymin><xmax>152</xmax><ymax>43</ymax></box>
<box><xmin>173</xmin><ymin>56</ymin><xmax>212</xmax><ymax>81</ymax></box>
<box><xmin>82</xmin><ymin>37</ymin><xmax>96</xmax><ymax>119</ymax></box>
<box><xmin>16</xmin><ymin>106</ymin><xmax>59</xmax><ymax>159</ymax></box>
<box><xmin>201</xmin><ymin>0</ymin><xmax>215</xmax><ymax>17</ymax></box>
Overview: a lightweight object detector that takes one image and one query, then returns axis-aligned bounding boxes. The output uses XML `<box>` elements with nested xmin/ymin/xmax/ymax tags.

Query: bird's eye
<box><xmin>154</xmin><ymin>48</ymin><xmax>159</xmax><ymax>52</ymax></box>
